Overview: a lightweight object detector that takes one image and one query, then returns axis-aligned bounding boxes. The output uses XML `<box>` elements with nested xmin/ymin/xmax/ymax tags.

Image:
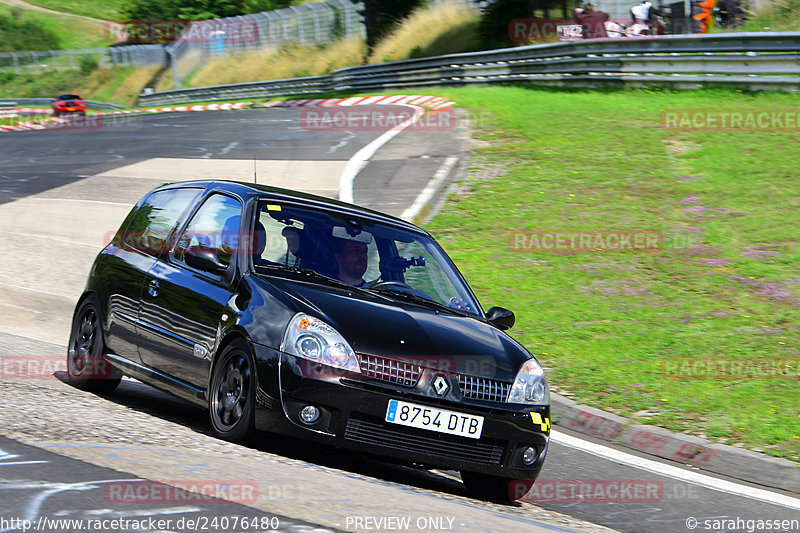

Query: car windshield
<box><xmin>252</xmin><ymin>200</ymin><xmax>482</xmax><ymax>317</ymax></box>
<box><xmin>57</xmin><ymin>94</ymin><xmax>80</xmax><ymax>100</ymax></box>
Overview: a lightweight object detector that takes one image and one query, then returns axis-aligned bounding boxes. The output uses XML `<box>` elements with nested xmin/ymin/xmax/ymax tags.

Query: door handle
<box><xmin>148</xmin><ymin>279</ymin><xmax>160</xmax><ymax>297</ymax></box>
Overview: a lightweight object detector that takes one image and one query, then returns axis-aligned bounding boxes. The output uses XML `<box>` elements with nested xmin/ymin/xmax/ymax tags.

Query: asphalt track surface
<box><xmin>1</xmin><ymin>108</ymin><xmax>798</xmax><ymax>533</ymax></box>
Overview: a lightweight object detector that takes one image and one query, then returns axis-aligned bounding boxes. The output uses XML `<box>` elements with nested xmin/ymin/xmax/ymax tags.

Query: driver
<box><xmin>333</xmin><ymin>238</ymin><xmax>368</xmax><ymax>286</ymax></box>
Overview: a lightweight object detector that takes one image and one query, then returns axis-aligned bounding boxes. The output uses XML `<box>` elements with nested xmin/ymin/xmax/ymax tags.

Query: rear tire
<box><xmin>460</xmin><ymin>471</ymin><xmax>534</xmax><ymax>503</ymax></box>
<box><xmin>66</xmin><ymin>296</ymin><xmax>121</xmax><ymax>394</ymax></box>
<box><xmin>209</xmin><ymin>339</ymin><xmax>256</xmax><ymax>443</ymax></box>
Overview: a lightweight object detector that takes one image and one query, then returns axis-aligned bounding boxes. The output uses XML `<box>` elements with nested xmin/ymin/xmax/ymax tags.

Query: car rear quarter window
<box><xmin>124</xmin><ymin>188</ymin><xmax>201</xmax><ymax>255</ymax></box>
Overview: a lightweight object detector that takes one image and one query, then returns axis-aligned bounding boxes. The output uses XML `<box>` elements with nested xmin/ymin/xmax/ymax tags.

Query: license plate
<box><xmin>385</xmin><ymin>399</ymin><xmax>484</xmax><ymax>439</ymax></box>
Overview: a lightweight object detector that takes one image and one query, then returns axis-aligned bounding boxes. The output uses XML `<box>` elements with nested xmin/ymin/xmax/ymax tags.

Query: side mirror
<box><xmin>486</xmin><ymin>306</ymin><xmax>515</xmax><ymax>331</ymax></box>
<box><xmin>185</xmin><ymin>246</ymin><xmax>228</xmax><ymax>274</ymax></box>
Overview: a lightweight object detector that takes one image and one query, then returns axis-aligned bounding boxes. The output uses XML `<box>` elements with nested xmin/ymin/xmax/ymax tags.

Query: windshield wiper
<box><xmin>369</xmin><ymin>287</ymin><xmax>473</xmax><ymax>317</ymax></box>
<box><xmin>255</xmin><ymin>264</ymin><xmax>390</xmax><ymax>299</ymax></box>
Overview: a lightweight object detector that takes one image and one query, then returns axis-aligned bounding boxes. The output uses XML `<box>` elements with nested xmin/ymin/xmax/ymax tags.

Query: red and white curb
<box><xmin>263</xmin><ymin>95</ymin><xmax>454</xmax><ymax>110</ymax></box>
<box><xmin>0</xmin><ymin>96</ymin><xmax>454</xmax><ymax>133</ymax></box>
<box><xmin>0</xmin><ymin>102</ymin><xmax>256</xmax><ymax>133</ymax></box>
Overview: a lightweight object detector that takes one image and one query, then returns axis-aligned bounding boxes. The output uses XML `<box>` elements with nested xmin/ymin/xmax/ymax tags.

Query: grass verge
<box><xmin>186</xmin><ymin>37</ymin><xmax>366</xmax><ymax>88</ymax></box>
<box><xmin>367</xmin><ymin>0</ymin><xmax>481</xmax><ymax>64</ymax></box>
<box><xmin>0</xmin><ymin>4</ymin><xmax>112</xmax><ymax>49</ymax></box>
<box><xmin>739</xmin><ymin>0</ymin><xmax>800</xmax><ymax>31</ymax></box>
<box><xmin>22</xmin><ymin>0</ymin><xmax>123</xmax><ymax>21</ymax></box>
<box><xmin>423</xmin><ymin>86</ymin><xmax>800</xmax><ymax>463</ymax></box>
<box><xmin>0</xmin><ymin>65</ymin><xmax>161</xmax><ymax>106</ymax></box>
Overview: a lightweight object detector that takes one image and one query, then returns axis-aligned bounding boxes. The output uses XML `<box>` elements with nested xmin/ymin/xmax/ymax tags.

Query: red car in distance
<box><xmin>52</xmin><ymin>94</ymin><xmax>86</xmax><ymax>117</ymax></box>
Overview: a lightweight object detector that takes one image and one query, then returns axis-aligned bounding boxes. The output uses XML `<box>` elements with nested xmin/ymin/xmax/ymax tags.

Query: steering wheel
<box><xmin>369</xmin><ymin>280</ymin><xmax>414</xmax><ymax>291</ymax></box>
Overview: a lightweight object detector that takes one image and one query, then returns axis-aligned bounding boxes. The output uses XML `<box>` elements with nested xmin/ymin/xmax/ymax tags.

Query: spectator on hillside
<box><xmin>574</xmin><ymin>3</ymin><xmax>610</xmax><ymax>39</ymax></box>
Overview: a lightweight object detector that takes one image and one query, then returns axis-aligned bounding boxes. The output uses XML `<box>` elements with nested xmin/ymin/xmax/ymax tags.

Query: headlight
<box><xmin>507</xmin><ymin>358</ymin><xmax>550</xmax><ymax>405</ymax></box>
<box><xmin>281</xmin><ymin>313</ymin><xmax>360</xmax><ymax>374</ymax></box>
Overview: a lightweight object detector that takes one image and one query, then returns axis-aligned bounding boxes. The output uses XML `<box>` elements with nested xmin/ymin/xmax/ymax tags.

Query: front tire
<box><xmin>66</xmin><ymin>297</ymin><xmax>121</xmax><ymax>394</ymax></box>
<box><xmin>209</xmin><ymin>339</ymin><xmax>255</xmax><ymax>443</ymax></box>
<box><xmin>460</xmin><ymin>471</ymin><xmax>534</xmax><ymax>503</ymax></box>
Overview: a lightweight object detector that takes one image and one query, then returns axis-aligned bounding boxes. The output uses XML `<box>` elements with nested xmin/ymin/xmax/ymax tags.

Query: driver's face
<box><xmin>336</xmin><ymin>241</ymin><xmax>368</xmax><ymax>278</ymax></box>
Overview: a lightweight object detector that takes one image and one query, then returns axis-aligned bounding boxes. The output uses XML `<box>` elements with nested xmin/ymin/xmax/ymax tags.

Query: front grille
<box><xmin>457</xmin><ymin>375</ymin><xmax>512</xmax><ymax>403</ymax></box>
<box><xmin>359</xmin><ymin>355</ymin><xmax>422</xmax><ymax>387</ymax></box>
<box><xmin>345</xmin><ymin>414</ymin><xmax>505</xmax><ymax>465</ymax></box>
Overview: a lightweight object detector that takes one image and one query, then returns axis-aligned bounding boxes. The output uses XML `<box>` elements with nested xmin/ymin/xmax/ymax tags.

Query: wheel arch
<box><xmin>208</xmin><ymin>327</ymin><xmax>258</xmax><ymax>391</ymax></box>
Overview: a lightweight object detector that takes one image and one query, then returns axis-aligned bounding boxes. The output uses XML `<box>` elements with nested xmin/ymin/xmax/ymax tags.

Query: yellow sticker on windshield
<box><xmin>267</xmin><ymin>204</ymin><xmax>281</xmax><ymax>211</ymax></box>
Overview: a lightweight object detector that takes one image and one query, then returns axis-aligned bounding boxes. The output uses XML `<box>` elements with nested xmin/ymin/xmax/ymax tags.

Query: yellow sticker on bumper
<box><xmin>530</xmin><ymin>412</ymin><xmax>551</xmax><ymax>432</ymax></box>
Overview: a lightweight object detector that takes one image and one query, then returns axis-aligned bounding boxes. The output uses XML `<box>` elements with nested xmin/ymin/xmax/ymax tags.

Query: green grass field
<box><xmin>424</xmin><ymin>86</ymin><xmax>800</xmax><ymax>462</ymax></box>
<box><xmin>0</xmin><ymin>4</ymin><xmax>113</xmax><ymax>49</ymax></box>
<box><xmin>23</xmin><ymin>0</ymin><xmax>124</xmax><ymax>21</ymax></box>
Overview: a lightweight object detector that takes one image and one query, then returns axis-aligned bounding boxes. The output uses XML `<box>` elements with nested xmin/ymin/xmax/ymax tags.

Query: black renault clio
<box><xmin>68</xmin><ymin>180</ymin><xmax>550</xmax><ymax>501</ymax></box>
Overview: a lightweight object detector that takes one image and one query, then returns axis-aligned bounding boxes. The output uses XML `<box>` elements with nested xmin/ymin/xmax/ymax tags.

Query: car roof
<box><xmin>154</xmin><ymin>179</ymin><xmax>430</xmax><ymax>236</ymax></box>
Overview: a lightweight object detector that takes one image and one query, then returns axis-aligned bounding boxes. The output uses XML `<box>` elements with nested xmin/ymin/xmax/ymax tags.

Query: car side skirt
<box><xmin>105</xmin><ymin>353</ymin><xmax>207</xmax><ymax>407</ymax></box>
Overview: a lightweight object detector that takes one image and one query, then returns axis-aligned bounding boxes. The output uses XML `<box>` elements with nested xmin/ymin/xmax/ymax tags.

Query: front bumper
<box><xmin>253</xmin><ymin>345</ymin><xmax>550</xmax><ymax>479</ymax></box>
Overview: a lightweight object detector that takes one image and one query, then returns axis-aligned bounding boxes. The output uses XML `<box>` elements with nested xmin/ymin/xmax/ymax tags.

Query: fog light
<box><xmin>522</xmin><ymin>446</ymin><xmax>537</xmax><ymax>465</ymax></box>
<box><xmin>299</xmin><ymin>405</ymin><xmax>320</xmax><ymax>424</ymax></box>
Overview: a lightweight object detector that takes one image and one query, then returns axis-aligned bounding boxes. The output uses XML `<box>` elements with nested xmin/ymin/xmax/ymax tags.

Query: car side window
<box><xmin>174</xmin><ymin>194</ymin><xmax>243</xmax><ymax>267</ymax></box>
<box><xmin>124</xmin><ymin>188</ymin><xmax>201</xmax><ymax>255</ymax></box>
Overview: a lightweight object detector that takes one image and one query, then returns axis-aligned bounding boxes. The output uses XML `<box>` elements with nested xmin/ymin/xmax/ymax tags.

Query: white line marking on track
<box><xmin>338</xmin><ymin>104</ymin><xmax>425</xmax><ymax>204</ymax></box>
<box><xmin>400</xmin><ymin>156</ymin><xmax>459</xmax><ymax>222</ymax></box>
<box><xmin>0</xmin><ymin>281</ymin><xmax>72</xmax><ymax>299</ymax></box>
<box><xmin>551</xmin><ymin>430</ymin><xmax>800</xmax><ymax>511</ymax></box>
<box><xmin>328</xmin><ymin>131</ymin><xmax>356</xmax><ymax>154</ymax></box>
<box><xmin>219</xmin><ymin>141</ymin><xmax>239</xmax><ymax>155</ymax></box>
<box><xmin>0</xmin><ymin>231</ymin><xmax>97</xmax><ymax>248</ymax></box>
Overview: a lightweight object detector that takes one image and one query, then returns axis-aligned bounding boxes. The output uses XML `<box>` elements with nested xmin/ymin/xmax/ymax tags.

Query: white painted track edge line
<box><xmin>338</xmin><ymin>104</ymin><xmax>425</xmax><ymax>204</ymax></box>
<box><xmin>400</xmin><ymin>156</ymin><xmax>459</xmax><ymax>222</ymax></box>
<box><xmin>0</xmin><ymin>280</ymin><xmax>74</xmax><ymax>299</ymax></box>
<box><xmin>551</xmin><ymin>430</ymin><xmax>800</xmax><ymax>511</ymax></box>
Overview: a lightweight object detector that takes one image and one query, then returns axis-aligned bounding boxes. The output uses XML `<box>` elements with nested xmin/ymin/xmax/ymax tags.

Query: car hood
<box><xmin>254</xmin><ymin>276</ymin><xmax>532</xmax><ymax>382</ymax></box>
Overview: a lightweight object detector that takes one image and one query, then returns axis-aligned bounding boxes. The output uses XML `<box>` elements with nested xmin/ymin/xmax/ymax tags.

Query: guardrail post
<box><xmin>11</xmin><ymin>53</ymin><xmax>19</xmax><ymax>75</ymax></box>
<box><xmin>166</xmin><ymin>46</ymin><xmax>180</xmax><ymax>90</ymax></box>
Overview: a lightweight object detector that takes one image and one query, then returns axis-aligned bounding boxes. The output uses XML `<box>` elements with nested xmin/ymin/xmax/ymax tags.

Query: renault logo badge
<box><xmin>433</xmin><ymin>375</ymin><xmax>449</xmax><ymax>396</ymax></box>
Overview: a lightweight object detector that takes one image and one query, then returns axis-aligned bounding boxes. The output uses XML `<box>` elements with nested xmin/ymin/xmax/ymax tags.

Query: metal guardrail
<box><xmin>141</xmin><ymin>76</ymin><xmax>332</xmax><ymax>105</ymax></box>
<box><xmin>138</xmin><ymin>32</ymin><xmax>800</xmax><ymax>105</ymax></box>
<box><xmin>0</xmin><ymin>102</ymin><xmax>16</xmax><ymax>119</ymax></box>
<box><xmin>0</xmin><ymin>98</ymin><xmax>127</xmax><ymax>111</ymax></box>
